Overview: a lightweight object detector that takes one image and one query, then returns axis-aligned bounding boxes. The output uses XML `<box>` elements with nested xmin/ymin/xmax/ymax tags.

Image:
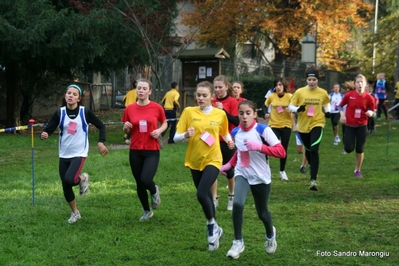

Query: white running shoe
<box><xmin>265</xmin><ymin>226</ymin><xmax>277</xmax><ymax>254</ymax></box>
<box><xmin>151</xmin><ymin>185</ymin><xmax>161</xmax><ymax>209</ymax></box>
<box><xmin>79</xmin><ymin>173</ymin><xmax>89</xmax><ymax>196</ymax></box>
<box><xmin>227</xmin><ymin>195</ymin><xmax>234</xmax><ymax>211</ymax></box>
<box><xmin>208</xmin><ymin>224</ymin><xmax>223</xmax><ymax>251</ymax></box>
<box><xmin>213</xmin><ymin>197</ymin><xmax>219</xmax><ymax>209</ymax></box>
<box><xmin>139</xmin><ymin>210</ymin><xmax>154</xmax><ymax>222</ymax></box>
<box><xmin>334</xmin><ymin>136</ymin><xmax>341</xmax><ymax>142</ymax></box>
<box><xmin>226</xmin><ymin>239</ymin><xmax>245</xmax><ymax>259</ymax></box>
<box><xmin>68</xmin><ymin>211</ymin><xmax>81</xmax><ymax>224</ymax></box>
<box><xmin>279</xmin><ymin>171</ymin><xmax>289</xmax><ymax>181</ymax></box>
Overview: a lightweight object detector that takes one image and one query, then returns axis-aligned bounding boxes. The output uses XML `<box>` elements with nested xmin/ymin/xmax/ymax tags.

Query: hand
<box><xmin>264</xmin><ymin>113</ymin><xmax>270</xmax><ymax>119</ymax></box>
<box><xmin>123</xmin><ymin>122</ymin><xmax>132</xmax><ymax>131</ymax></box>
<box><xmin>297</xmin><ymin>105</ymin><xmax>306</xmax><ymax>112</ymax></box>
<box><xmin>340</xmin><ymin>116</ymin><xmax>346</xmax><ymax>125</ymax></box>
<box><xmin>40</xmin><ymin>132</ymin><xmax>48</xmax><ymax>140</ymax></box>
<box><xmin>150</xmin><ymin>129</ymin><xmax>161</xmax><ymax>139</ymax></box>
<box><xmin>185</xmin><ymin>127</ymin><xmax>195</xmax><ymax>138</ymax></box>
<box><xmin>365</xmin><ymin>110</ymin><xmax>374</xmax><ymax>117</ymax></box>
<box><xmin>98</xmin><ymin>142</ymin><xmax>109</xmax><ymax>157</ymax></box>
<box><xmin>227</xmin><ymin>140</ymin><xmax>235</xmax><ymax>150</ymax></box>
<box><xmin>220</xmin><ymin>162</ymin><xmax>232</xmax><ymax>176</ymax></box>
<box><xmin>245</xmin><ymin>141</ymin><xmax>262</xmax><ymax>151</ymax></box>
<box><xmin>324</xmin><ymin>112</ymin><xmax>331</xmax><ymax>118</ymax></box>
<box><xmin>215</xmin><ymin>102</ymin><xmax>223</xmax><ymax>110</ymax></box>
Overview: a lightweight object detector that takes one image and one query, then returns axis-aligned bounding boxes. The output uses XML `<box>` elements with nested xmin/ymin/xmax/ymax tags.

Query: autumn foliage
<box><xmin>182</xmin><ymin>0</ymin><xmax>373</xmax><ymax>70</ymax></box>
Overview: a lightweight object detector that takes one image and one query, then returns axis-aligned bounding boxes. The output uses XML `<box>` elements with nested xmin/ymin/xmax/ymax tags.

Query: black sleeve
<box><xmin>43</xmin><ymin>109</ymin><xmax>61</xmax><ymax>135</ymax></box>
<box><xmin>262</xmin><ymin>104</ymin><xmax>268</xmax><ymax>116</ymax></box>
<box><xmin>224</xmin><ymin>110</ymin><xmax>239</xmax><ymax>126</ymax></box>
<box><xmin>85</xmin><ymin>108</ymin><xmax>106</xmax><ymax>143</ymax></box>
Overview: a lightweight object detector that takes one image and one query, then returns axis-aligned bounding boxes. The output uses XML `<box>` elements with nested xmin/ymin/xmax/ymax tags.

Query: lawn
<box><xmin>1</xmin><ymin>109</ymin><xmax>398</xmax><ymax>266</ymax></box>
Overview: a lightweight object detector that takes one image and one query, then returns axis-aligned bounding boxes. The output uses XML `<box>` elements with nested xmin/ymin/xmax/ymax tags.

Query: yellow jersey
<box><xmin>265</xmin><ymin>93</ymin><xmax>293</xmax><ymax>128</ymax></box>
<box><xmin>176</xmin><ymin>106</ymin><xmax>229</xmax><ymax>171</ymax></box>
<box><xmin>123</xmin><ymin>89</ymin><xmax>137</xmax><ymax>106</ymax></box>
<box><xmin>162</xmin><ymin>89</ymin><xmax>180</xmax><ymax>110</ymax></box>
<box><xmin>290</xmin><ymin>86</ymin><xmax>330</xmax><ymax>133</ymax></box>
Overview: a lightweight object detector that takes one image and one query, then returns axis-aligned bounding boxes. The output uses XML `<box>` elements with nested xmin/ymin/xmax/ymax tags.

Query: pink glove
<box><xmin>245</xmin><ymin>141</ymin><xmax>262</xmax><ymax>151</ymax></box>
<box><xmin>220</xmin><ymin>162</ymin><xmax>232</xmax><ymax>176</ymax></box>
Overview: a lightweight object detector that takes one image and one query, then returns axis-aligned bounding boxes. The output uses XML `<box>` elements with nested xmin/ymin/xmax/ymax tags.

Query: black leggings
<box><xmin>271</xmin><ymin>127</ymin><xmax>291</xmax><ymax>171</ymax></box>
<box><xmin>220</xmin><ymin>141</ymin><xmax>236</xmax><ymax>179</ymax></box>
<box><xmin>129</xmin><ymin>150</ymin><xmax>159</xmax><ymax>211</ymax></box>
<box><xmin>191</xmin><ymin>165</ymin><xmax>219</xmax><ymax>220</ymax></box>
<box><xmin>343</xmin><ymin>125</ymin><xmax>367</xmax><ymax>154</ymax></box>
<box><xmin>377</xmin><ymin>99</ymin><xmax>387</xmax><ymax>119</ymax></box>
<box><xmin>300</xmin><ymin>127</ymin><xmax>323</xmax><ymax>181</ymax></box>
<box><xmin>59</xmin><ymin>157</ymin><xmax>86</xmax><ymax>203</ymax></box>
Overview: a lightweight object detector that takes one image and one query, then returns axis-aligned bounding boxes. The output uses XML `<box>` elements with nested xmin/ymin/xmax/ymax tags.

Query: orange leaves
<box><xmin>181</xmin><ymin>0</ymin><xmax>373</xmax><ymax>70</ymax></box>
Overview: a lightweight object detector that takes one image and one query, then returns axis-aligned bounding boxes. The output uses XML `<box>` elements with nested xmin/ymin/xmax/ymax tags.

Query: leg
<box><xmin>354</xmin><ymin>125</ymin><xmax>368</xmax><ymax>174</ymax></box>
<box><xmin>191</xmin><ymin>166</ymin><xmax>219</xmax><ymax>221</ymax></box>
<box><xmin>129</xmin><ymin>150</ymin><xmax>160</xmax><ymax>211</ymax></box>
<box><xmin>168</xmin><ymin>110</ymin><xmax>177</xmax><ymax>143</ymax></box>
<box><xmin>232</xmin><ymin>175</ymin><xmax>251</xmax><ymax>240</ymax></box>
<box><xmin>220</xmin><ymin>141</ymin><xmax>236</xmax><ymax>210</ymax></box>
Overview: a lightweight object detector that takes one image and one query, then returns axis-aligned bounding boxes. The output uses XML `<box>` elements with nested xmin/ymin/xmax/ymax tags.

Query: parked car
<box><xmin>115</xmin><ymin>91</ymin><xmax>126</xmax><ymax>108</ymax></box>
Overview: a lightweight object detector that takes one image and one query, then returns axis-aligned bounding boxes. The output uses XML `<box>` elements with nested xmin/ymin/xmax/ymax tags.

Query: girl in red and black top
<box><xmin>230</xmin><ymin>81</ymin><xmax>247</xmax><ymax>104</ymax></box>
<box><xmin>211</xmin><ymin>75</ymin><xmax>239</xmax><ymax>211</ymax></box>
<box><xmin>122</xmin><ymin>78</ymin><xmax>167</xmax><ymax>221</ymax></box>
<box><xmin>339</xmin><ymin>74</ymin><xmax>376</xmax><ymax>178</ymax></box>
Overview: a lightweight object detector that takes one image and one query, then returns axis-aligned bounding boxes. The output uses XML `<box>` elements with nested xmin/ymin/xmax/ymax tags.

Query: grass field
<box><xmin>1</xmin><ymin>109</ymin><xmax>398</xmax><ymax>266</ymax></box>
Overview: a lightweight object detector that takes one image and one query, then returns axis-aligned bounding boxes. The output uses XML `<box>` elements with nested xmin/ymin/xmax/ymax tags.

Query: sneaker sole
<box><xmin>310</xmin><ymin>185</ymin><xmax>318</xmax><ymax>191</ymax></box>
<box><xmin>227</xmin><ymin>246</ymin><xmax>245</xmax><ymax>259</ymax></box>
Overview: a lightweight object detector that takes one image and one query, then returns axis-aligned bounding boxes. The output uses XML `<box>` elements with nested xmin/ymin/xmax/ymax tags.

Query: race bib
<box><xmin>307</xmin><ymin>106</ymin><xmax>315</xmax><ymax>117</ymax></box>
<box><xmin>67</xmin><ymin>121</ymin><xmax>77</xmax><ymax>135</ymax></box>
<box><xmin>276</xmin><ymin>106</ymin><xmax>283</xmax><ymax>113</ymax></box>
<box><xmin>354</xmin><ymin>109</ymin><xmax>361</xmax><ymax>119</ymax></box>
<box><xmin>139</xmin><ymin>120</ymin><xmax>148</xmax><ymax>133</ymax></box>
<box><xmin>200</xmin><ymin>131</ymin><xmax>215</xmax><ymax>146</ymax></box>
<box><xmin>240</xmin><ymin>151</ymin><xmax>250</xmax><ymax>167</ymax></box>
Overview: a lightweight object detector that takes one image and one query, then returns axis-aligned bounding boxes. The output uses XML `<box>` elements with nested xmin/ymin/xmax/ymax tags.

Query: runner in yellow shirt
<box><xmin>288</xmin><ymin>67</ymin><xmax>331</xmax><ymax>191</ymax></box>
<box><xmin>174</xmin><ymin>81</ymin><xmax>235</xmax><ymax>251</ymax></box>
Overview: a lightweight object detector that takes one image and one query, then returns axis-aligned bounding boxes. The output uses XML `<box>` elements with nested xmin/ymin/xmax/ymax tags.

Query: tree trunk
<box><xmin>5</xmin><ymin>62</ymin><xmax>21</xmax><ymax>128</ymax></box>
<box><xmin>396</xmin><ymin>37</ymin><xmax>399</xmax><ymax>83</ymax></box>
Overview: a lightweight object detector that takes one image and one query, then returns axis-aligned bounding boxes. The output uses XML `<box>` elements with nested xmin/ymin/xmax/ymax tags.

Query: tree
<box><xmin>0</xmin><ymin>0</ymin><xmax>146</xmax><ymax>127</ymax></box>
<box><xmin>359</xmin><ymin>0</ymin><xmax>399</xmax><ymax>82</ymax></box>
<box><xmin>181</xmin><ymin>0</ymin><xmax>372</xmax><ymax>71</ymax></box>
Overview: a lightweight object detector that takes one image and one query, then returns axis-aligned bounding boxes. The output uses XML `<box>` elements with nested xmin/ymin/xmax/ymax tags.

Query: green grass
<box><xmin>1</xmin><ymin>110</ymin><xmax>398</xmax><ymax>266</ymax></box>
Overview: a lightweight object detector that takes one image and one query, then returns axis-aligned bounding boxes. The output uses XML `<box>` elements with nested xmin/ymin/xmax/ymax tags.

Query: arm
<box><xmin>40</xmin><ymin>110</ymin><xmax>60</xmax><ymax>140</ymax></box>
<box><xmin>223</xmin><ymin>110</ymin><xmax>239</xmax><ymax>126</ymax></box>
<box><xmin>85</xmin><ymin>109</ymin><xmax>108</xmax><ymax>157</ymax></box>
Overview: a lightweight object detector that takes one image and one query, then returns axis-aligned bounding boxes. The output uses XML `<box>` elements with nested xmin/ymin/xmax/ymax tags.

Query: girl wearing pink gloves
<box><xmin>221</xmin><ymin>100</ymin><xmax>285</xmax><ymax>259</ymax></box>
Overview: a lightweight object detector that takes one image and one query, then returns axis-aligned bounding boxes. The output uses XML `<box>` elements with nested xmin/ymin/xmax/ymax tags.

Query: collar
<box><xmin>239</xmin><ymin>120</ymin><xmax>257</xmax><ymax>131</ymax></box>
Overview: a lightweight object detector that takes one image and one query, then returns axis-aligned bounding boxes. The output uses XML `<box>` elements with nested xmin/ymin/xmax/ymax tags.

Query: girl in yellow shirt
<box><xmin>174</xmin><ymin>81</ymin><xmax>235</xmax><ymax>251</ymax></box>
<box><xmin>265</xmin><ymin>78</ymin><xmax>296</xmax><ymax>181</ymax></box>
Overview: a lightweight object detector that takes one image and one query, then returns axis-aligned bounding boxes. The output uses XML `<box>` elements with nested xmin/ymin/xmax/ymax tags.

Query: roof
<box><xmin>174</xmin><ymin>48</ymin><xmax>230</xmax><ymax>60</ymax></box>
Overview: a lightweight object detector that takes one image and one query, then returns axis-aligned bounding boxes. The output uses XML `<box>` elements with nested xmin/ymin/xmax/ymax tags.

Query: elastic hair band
<box><xmin>67</xmin><ymin>84</ymin><xmax>82</xmax><ymax>97</ymax></box>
